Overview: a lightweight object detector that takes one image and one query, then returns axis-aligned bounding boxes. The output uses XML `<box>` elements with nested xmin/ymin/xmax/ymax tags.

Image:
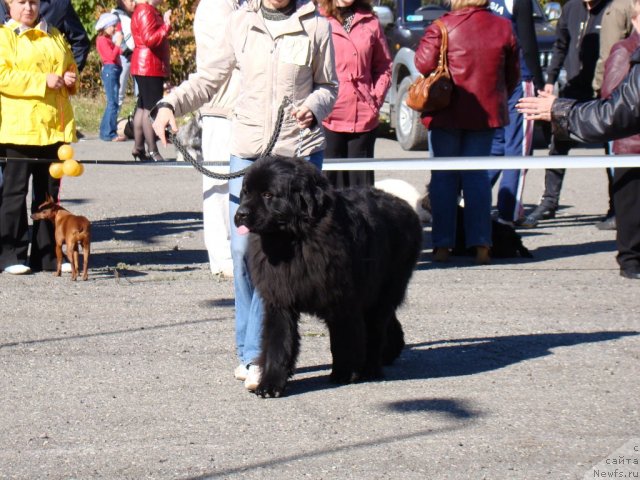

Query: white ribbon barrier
<box><xmin>163</xmin><ymin>154</ymin><xmax>640</xmax><ymax>171</ymax></box>
<box><xmin>3</xmin><ymin>154</ymin><xmax>640</xmax><ymax>170</ymax></box>
<box><xmin>319</xmin><ymin>155</ymin><xmax>640</xmax><ymax>170</ymax></box>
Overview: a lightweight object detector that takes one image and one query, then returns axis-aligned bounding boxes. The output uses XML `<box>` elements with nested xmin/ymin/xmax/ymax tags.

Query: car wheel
<box><xmin>395</xmin><ymin>77</ymin><xmax>429</xmax><ymax>151</ymax></box>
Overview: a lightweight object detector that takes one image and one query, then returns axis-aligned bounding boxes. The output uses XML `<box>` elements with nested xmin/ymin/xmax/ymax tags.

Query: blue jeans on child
<box><xmin>428</xmin><ymin>128</ymin><xmax>494</xmax><ymax>249</ymax></box>
<box><xmin>229</xmin><ymin>151</ymin><xmax>324</xmax><ymax>366</ymax></box>
<box><xmin>99</xmin><ymin>64</ymin><xmax>123</xmax><ymax>141</ymax></box>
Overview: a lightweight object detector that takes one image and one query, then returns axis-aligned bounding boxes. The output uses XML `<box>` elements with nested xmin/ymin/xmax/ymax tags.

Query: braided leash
<box><xmin>167</xmin><ymin>96</ymin><xmax>292</xmax><ymax>180</ymax></box>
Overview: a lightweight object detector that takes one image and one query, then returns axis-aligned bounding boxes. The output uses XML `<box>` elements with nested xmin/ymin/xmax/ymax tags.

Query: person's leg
<box><xmin>228</xmin><ymin>152</ymin><xmax>322</xmax><ymax>370</ymax></box>
<box><xmin>520</xmin><ymin>136</ymin><xmax>573</xmax><ymax>228</ymax></box>
<box><xmin>496</xmin><ymin>81</ymin><xmax>532</xmax><ymax>223</ymax></box>
<box><xmin>345</xmin><ymin>129</ymin><xmax>376</xmax><ymax>186</ymax></box>
<box><xmin>132</xmin><ymin>77</ymin><xmax>146</xmax><ymax>156</ymax></box>
<box><xmin>136</xmin><ymin>76</ymin><xmax>164</xmax><ymax>159</ymax></box>
<box><xmin>108</xmin><ymin>66</ymin><xmax>123</xmax><ymax>138</ymax></box>
<box><xmin>460</xmin><ymin>129</ymin><xmax>494</xmax><ymax>250</ymax></box>
<box><xmin>118</xmin><ymin>56</ymin><xmax>131</xmax><ymax>109</ymax></box>
<box><xmin>29</xmin><ymin>147</ymin><xmax>60</xmax><ymax>272</ymax></box>
<box><xmin>613</xmin><ymin>167</ymin><xmax>640</xmax><ymax>277</ymax></box>
<box><xmin>99</xmin><ymin>66</ymin><xmax>112</xmax><ymax>141</ymax></box>
<box><xmin>428</xmin><ymin>128</ymin><xmax>462</xmax><ymax>251</ymax></box>
<box><xmin>202</xmin><ymin>116</ymin><xmax>232</xmax><ymax>276</ymax></box>
<box><xmin>0</xmin><ymin>150</ymin><xmax>30</xmax><ymax>270</ymax></box>
<box><xmin>606</xmin><ymin>166</ymin><xmax>615</xmax><ymax>218</ymax></box>
<box><xmin>229</xmin><ymin>155</ymin><xmax>263</xmax><ymax>366</ymax></box>
<box><xmin>324</xmin><ymin>129</ymin><xmax>350</xmax><ymax>188</ymax></box>
<box><xmin>100</xmin><ymin>65</ymin><xmax>122</xmax><ymax>141</ymax></box>
<box><xmin>540</xmin><ymin>135</ymin><xmax>572</xmax><ymax>210</ymax></box>
<box><xmin>489</xmin><ymin>118</ymin><xmax>506</xmax><ymax>188</ymax></box>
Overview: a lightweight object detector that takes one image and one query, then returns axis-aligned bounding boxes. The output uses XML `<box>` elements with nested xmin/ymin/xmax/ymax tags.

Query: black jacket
<box><xmin>0</xmin><ymin>0</ymin><xmax>90</xmax><ymax>71</ymax></box>
<box><xmin>547</xmin><ymin>0</ymin><xmax>610</xmax><ymax>100</ymax></box>
<box><xmin>552</xmin><ymin>48</ymin><xmax>640</xmax><ymax>143</ymax></box>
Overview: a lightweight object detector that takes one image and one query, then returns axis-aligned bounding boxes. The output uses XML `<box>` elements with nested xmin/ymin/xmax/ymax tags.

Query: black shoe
<box><xmin>519</xmin><ymin>205</ymin><xmax>556</xmax><ymax>228</ymax></box>
<box><xmin>595</xmin><ymin>216</ymin><xmax>616</xmax><ymax>230</ymax></box>
<box><xmin>620</xmin><ymin>267</ymin><xmax>640</xmax><ymax>279</ymax></box>
<box><xmin>148</xmin><ymin>151</ymin><xmax>166</xmax><ymax>162</ymax></box>
<box><xmin>132</xmin><ymin>150</ymin><xmax>150</xmax><ymax>162</ymax></box>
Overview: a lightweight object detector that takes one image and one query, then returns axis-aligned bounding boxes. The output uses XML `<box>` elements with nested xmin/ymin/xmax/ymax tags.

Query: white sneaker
<box><xmin>61</xmin><ymin>263</ymin><xmax>72</xmax><ymax>273</ymax></box>
<box><xmin>244</xmin><ymin>364</ymin><xmax>261</xmax><ymax>391</ymax></box>
<box><xmin>234</xmin><ymin>363</ymin><xmax>248</xmax><ymax>381</ymax></box>
<box><xmin>4</xmin><ymin>264</ymin><xmax>31</xmax><ymax>275</ymax></box>
<box><xmin>211</xmin><ymin>260</ymin><xmax>234</xmax><ymax>278</ymax></box>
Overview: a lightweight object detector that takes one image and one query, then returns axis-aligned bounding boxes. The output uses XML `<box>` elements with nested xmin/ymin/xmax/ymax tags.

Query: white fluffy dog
<box><xmin>374</xmin><ymin>179</ymin><xmax>431</xmax><ymax>224</ymax></box>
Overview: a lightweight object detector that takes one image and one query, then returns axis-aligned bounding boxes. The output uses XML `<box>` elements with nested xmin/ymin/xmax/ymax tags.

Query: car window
<box><xmin>406</xmin><ymin>0</ymin><xmax>448</xmax><ymax>22</ymax></box>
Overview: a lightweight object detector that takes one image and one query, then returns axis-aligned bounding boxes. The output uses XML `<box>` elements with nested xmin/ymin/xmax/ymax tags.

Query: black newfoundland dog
<box><xmin>234</xmin><ymin>157</ymin><xmax>423</xmax><ymax>397</ymax></box>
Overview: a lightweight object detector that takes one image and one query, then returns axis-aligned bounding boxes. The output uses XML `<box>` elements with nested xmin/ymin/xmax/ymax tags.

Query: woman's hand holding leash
<box><xmin>152</xmin><ymin>106</ymin><xmax>178</xmax><ymax>146</ymax></box>
<box><xmin>292</xmin><ymin>105</ymin><xmax>315</xmax><ymax>129</ymax></box>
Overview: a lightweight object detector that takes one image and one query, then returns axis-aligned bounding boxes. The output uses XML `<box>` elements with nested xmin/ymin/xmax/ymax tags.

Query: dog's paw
<box><xmin>360</xmin><ymin>364</ymin><xmax>384</xmax><ymax>381</ymax></box>
<box><xmin>254</xmin><ymin>382</ymin><xmax>286</xmax><ymax>398</ymax></box>
<box><xmin>329</xmin><ymin>368</ymin><xmax>359</xmax><ymax>384</ymax></box>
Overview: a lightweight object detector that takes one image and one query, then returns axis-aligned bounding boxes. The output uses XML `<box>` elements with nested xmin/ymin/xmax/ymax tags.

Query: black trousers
<box><xmin>540</xmin><ymin>137</ymin><xmax>613</xmax><ymax>215</ymax></box>
<box><xmin>539</xmin><ymin>135</ymin><xmax>576</xmax><ymax>209</ymax></box>
<box><xmin>324</xmin><ymin>129</ymin><xmax>377</xmax><ymax>188</ymax></box>
<box><xmin>613</xmin><ymin>167</ymin><xmax>640</xmax><ymax>270</ymax></box>
<box><xmin>0</xmin><ymin>144</ymin><xmax>61</xmax><ymax>271</ymax></box>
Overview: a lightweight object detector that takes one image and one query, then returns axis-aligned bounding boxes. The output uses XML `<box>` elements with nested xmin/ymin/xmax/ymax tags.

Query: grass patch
<box><xmin>73</xmin><ymin>94</ymin><xmax>137</xmax><ymax>136</ymax></box>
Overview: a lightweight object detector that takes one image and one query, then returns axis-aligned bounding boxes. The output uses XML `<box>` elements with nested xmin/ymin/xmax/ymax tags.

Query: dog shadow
<box><xmin>287</xmin><ymin>331</ymin><xmax>637</xmax><ymax>396</ymax></box>
<box><xmin>84</xmin><ymin>211</ymin><xmax>208</xmax><ymax>269</ymax></box>
<box><xmin>390</xmin><ymin>330</ymin><xmax>637</xmax><ymax>379</ymax></box>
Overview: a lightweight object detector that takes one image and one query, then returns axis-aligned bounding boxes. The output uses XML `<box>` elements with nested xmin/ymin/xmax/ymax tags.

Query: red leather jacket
<box><xmin>414</xmin><ymin>7</ymin><xmax>519</xmax><ymax>130</ymax></box>
<box><xmin>130</xmin><ymin>3</ymin><xmax>170</xmax><ymax>78</ymax></box>
<box><xmin>600</xmin><ymin>31</ymin><xmax>640</xmax><ymax>154</ymax></box>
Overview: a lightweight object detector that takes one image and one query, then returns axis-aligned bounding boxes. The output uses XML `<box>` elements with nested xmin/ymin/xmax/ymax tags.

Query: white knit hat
<box><xmin>95</xmin><ymin>13</ymin><xmax>119</xmax><ymax>31</ymax></box>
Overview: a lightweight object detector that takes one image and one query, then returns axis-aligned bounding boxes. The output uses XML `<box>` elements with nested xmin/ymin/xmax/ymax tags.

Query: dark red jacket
<box><xmin>601</xmin><ymin>31</ymin><xmax>640</xmax><ymax>154</ymax></box>
<box><xmin>414</xmin><ymin>7</ymin><xmax>519</xmax><ymax>130</ymax></box>
<box><xmin>130</xmin><ymin>3</ymin><xmax>170</xmax><ymax>78</ymax></box>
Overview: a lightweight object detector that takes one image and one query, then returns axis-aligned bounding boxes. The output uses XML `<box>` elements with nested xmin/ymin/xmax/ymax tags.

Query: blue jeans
<box><xmin>229</xmin><ymin>151</ymin><xmax>323</xmax><ymax>365</ymax></box>
<box><xmin>99</xmin><ymin>64</ymin><xmax>122</xmax><ymax>141</ymax></box>
<box><xmin>428</xmin><ymin>128</ymin><xmax>494</xmax><ymax>248</ymax></box>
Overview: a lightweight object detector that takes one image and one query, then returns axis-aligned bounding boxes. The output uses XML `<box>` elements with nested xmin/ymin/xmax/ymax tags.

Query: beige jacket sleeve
<box><xmin>593</xmin><ymin>0</ymin><xmax>634</xmax><ymax>92</ymax></box>
<box><xmin>162</xmin><ymin>1</ymin><xmax>240</xmax><ymax>117</ymax></box>
<box><xmin>193</xmin><ymin>0</ymin><xmax>240</xmax><ymax>118</ymax></box>
<box><xmin>301</xmin><ymin>16</ymin><xmax>338</xmax><ymax>124</ymax></box>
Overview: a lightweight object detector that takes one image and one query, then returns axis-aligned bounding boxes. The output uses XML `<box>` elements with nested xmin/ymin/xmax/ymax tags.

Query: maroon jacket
<box><xmin>130</xmin><ymin>3</ymin><xmax>171</xmax><ymax>78</ymax></box>
<box><xmin>601</xmin><ymin>31</ymin><xmax>640</xmax><ymax>154</ymax></box>
<box><xmin>414</xmin><ymin>7</ymin><xmax>519</xmax><ymax>130</ymax></box>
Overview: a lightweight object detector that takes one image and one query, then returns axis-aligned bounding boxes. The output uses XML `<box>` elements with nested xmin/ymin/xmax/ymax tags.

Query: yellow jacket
<box><xmin>0</xmin><ymin>19</ymin><xmax>77</xmax><ymax>146</ymax></box>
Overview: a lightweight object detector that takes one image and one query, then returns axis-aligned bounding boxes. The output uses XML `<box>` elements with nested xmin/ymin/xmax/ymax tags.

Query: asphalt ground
<box><xmin>0</xmin><ymin>134</ymin><xmax>638</xmax><ymax>479</ymax></box>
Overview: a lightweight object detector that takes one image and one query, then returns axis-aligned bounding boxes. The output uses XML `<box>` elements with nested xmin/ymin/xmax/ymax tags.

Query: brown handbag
<box><xmin>406</xmin><ymin>19</ymin><xmax>453</xmax><ymax>113</ymax></box>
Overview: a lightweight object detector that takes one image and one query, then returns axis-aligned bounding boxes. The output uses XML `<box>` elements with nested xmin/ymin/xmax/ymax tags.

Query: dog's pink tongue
<box><xmin>237</xmin><ymin>225</ymin><xmax>250</xmax><ymax>236</ymax></box>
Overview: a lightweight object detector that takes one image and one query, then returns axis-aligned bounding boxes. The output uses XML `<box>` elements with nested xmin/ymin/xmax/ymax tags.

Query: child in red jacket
<box><xmin>96</xmin><ymin>13</ymin><xmax>125</xmax><ymax>142</ymax></box>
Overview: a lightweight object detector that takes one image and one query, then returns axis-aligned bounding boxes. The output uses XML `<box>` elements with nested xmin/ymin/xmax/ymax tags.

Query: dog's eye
<box><xmin>262</xmin><ymin>192</ymin><xmax>273</xmax><ymax>199</ymax></box>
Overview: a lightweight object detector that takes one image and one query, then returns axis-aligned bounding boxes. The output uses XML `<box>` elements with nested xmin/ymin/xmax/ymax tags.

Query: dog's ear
<box><xmin>297</xmin><ymin>162</ymin><xmax>332</xmax><ymax>220</ymax></box>
<box><xmin>45</xmin><ymin>193</ymin><xmax>53</xmax><ymax>203</ymax></box>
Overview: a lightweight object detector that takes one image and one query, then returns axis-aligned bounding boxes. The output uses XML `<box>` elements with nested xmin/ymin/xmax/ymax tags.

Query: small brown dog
<box><xmin>31</xmin><ymin>194</ymin><xmax>91</xmax><ymax>281</ymax></box>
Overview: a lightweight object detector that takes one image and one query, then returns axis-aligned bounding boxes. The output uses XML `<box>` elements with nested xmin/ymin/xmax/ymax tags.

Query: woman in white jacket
<box><xmin>153</xmin><ymin>0</ymin><xmax>337</xmax><ymax>392</ymax></box>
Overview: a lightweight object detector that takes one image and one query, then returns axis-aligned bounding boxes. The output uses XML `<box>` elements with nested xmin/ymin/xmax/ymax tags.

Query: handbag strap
<box><xmin>433</xmin><ymin>19</ymin><xmax>449</xmax><ymax>74</ymax></box>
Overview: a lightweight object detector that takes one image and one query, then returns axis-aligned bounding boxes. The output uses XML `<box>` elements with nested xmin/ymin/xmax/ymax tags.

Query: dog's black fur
<box><xmin>234</xmin><ymin>157</ymin><xmax>423</xmax><ymax>397</ymax></box>
<box><xmin>451</xmin><ymin>206</ymin><xmax>532</xmax><ymax>258</ymax></box>
<box><xmin>422</xmin><ymin>194</ymin><xmax>532</xmax><ymax>258</ymax></box>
